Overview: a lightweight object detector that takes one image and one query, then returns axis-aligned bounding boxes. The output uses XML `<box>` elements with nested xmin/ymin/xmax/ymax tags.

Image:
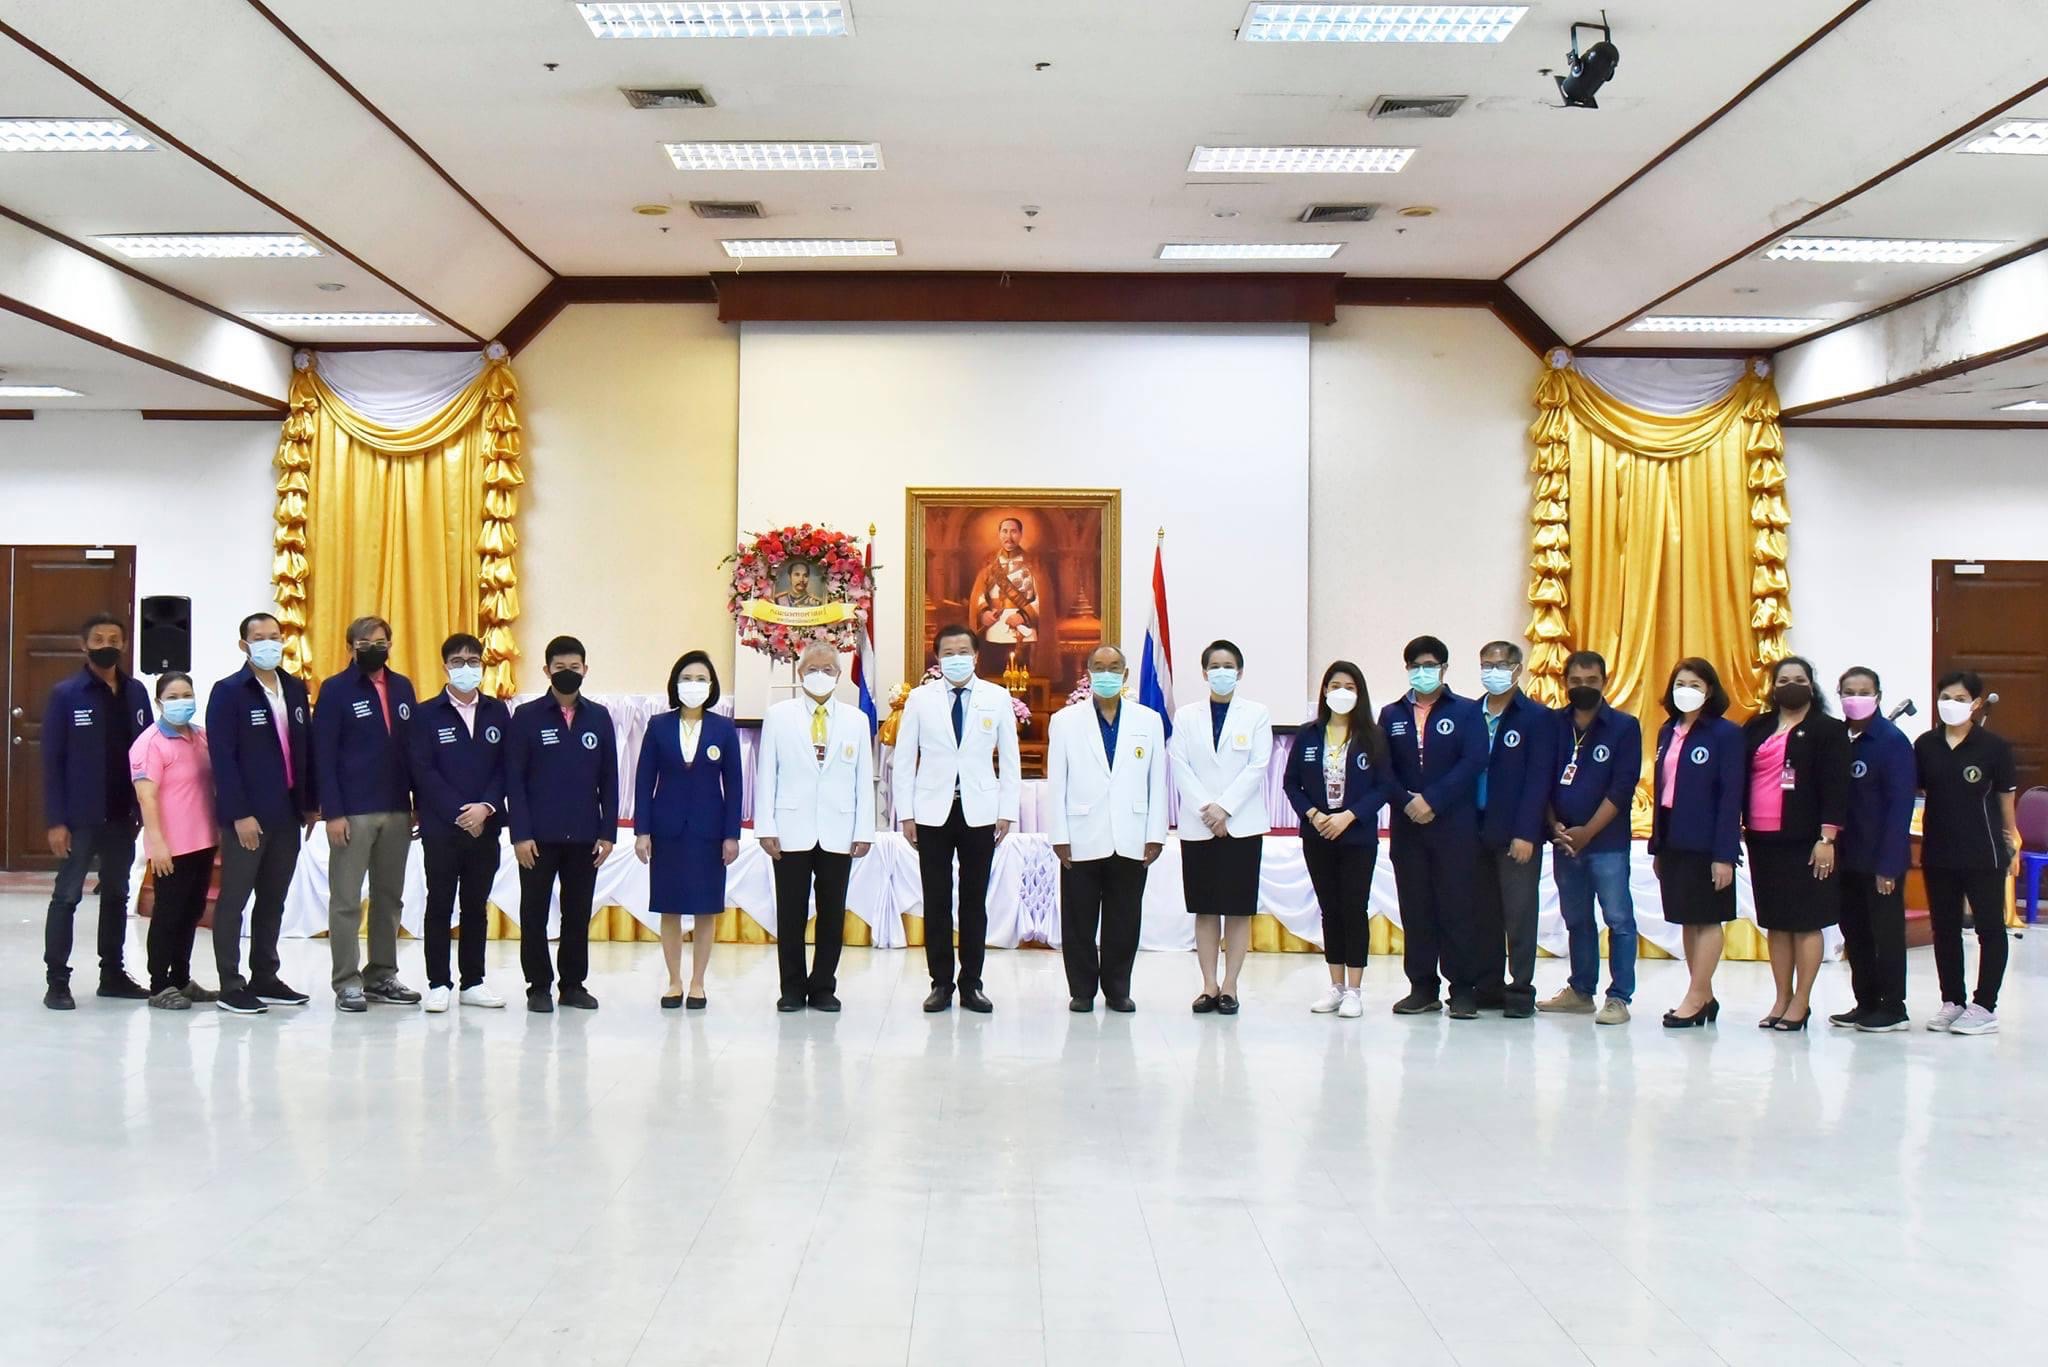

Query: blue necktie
<box><xmin>951</xmin><ymin>687</ymin><xmax>966</xmax><ymax>742</ymax></box>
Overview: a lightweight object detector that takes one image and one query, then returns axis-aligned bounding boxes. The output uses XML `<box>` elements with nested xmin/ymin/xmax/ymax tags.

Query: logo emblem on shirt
<box><xmin>1851</xmin><ymin>759</ymin><xmax>1868</xmax><ymax>779</ymax></box>
<box><xmin>135</xmin><ymin>707</ymin><xmax>146</xmax><ymax>726</ymax></box>
<box><xmin>842</xmin><ymin>742</ymin><xmax>856</xmax><ymax>761</ymax></box>
<box><xmin>1389</xmin><ymin>722</ymin><xmax>1408</xmax><ymax>737</ymax></box>
<box><xmin>1593</xmin><ymin>744</ymin><xmax>1611</xmax><ymax>763</ymax></box>
<box><xmin>1503</xmin><ymin>730</ymin><xmax>1522</xmax><ymax>749</ymax></box>
<box><xmin>351</xmin><ymin>700</ymin><xmax>373</xmax><ymax>719</ymax></box>
<box><xmin>484</xmin><ymin>725</ymin><xmax>501</xmax><ymax>744</ymax></box>
<box><xmin>1434</xmin><ymin>717</ymin><xmax>1454</xmax><ymax>736</ymax></box>
<box><xmin>1134</xmin><ymin>745</ymin><xmax>1145</xmax><ymax>758</ymax></box>
<box><xmin>294</xmin><ymin>705</ymin><xmax>306</xmax><ymax>723</ymax></box>
<box><xmin>1356</xmin><ymin>751</ymin><xmax>1371</xmax><ymax>772</ymax></box>
<box><xmin>1691</xmin><ymin>746</ymin><xmax>1710</xmax><ymax>765</ymax></box>
<box><xmin>1963</xmin><ymin>764</ymin><xmax>1984</xmax><ymax>784</ymax></box>
<box><xmin>582</xmin><ymin>731</ymin><xmax>599</xmax><ymax>750</ymax></box>
<box><xmin>250</xmin><ymin>711</ymin><xmax>267</xmax><ymax>727</ymax></box>
<box><xmin>73</xmin><ymin>710</ymin><xmax>93</xmax><ymax>727</ymax></box>
<box><xmin>980</xmin><ymin>714</ymin><xmax>995</xmax><ymax>732</ymax></box>
<box><xmin>540</xmin><ymin>728</ymin><xmax>559</xmax><ymax>746</ymax></box>
<box><xmin>437</xmin><ymin>727</ymin><xmax>458</xmax><ymax>745</ymax></box>
<box><xmin>706</xmin><ymin>744</ymin><xmax>721</xmax><ymax>762</ymax></box>
<box><xmin>1302</xmin><ymin>746</ymin><xmax>1319</xmax><ymax>762</ymax></box>
<box><xmin>397</xmin><ymin>701</ymin><xmax>411</xmax><ymax>721</ymax></box>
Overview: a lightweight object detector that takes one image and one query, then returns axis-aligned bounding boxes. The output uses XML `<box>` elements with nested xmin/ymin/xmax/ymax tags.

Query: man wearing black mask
<box><xmin>41</xmin><ymin>613</ymin><xmax>154</xmax><ymax>1008</ymax></box>
<box><xmin>312</xmin><ymin>615</ymin><xmax>422</xmax><ymax>1013</ymax></box>
<box><xmin>1539</xmin><ymin>650</ymin><xmax>1642</xmax><ymax>1024</ymax></box>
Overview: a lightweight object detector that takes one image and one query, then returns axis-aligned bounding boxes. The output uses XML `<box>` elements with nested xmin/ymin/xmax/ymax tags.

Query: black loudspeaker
<box><xmin>139</xmin><ymin>595</ymin><xmax>191</xmax><ymax>674</ymax></box>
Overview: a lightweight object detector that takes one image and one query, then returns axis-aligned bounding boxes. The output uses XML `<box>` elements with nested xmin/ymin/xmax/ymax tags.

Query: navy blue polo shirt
<box><xmin>1550</xmin><ymin>703</ymin><xmax>1642</xmax><ymax>854</ymax></box>
<box><xmin>1097</xmin><ymin>702</ymin><xmax>1122</xmax><ymax>763</ymax></box>
<box><xmin>505</xmin><ymin>695</ymin><xmax>619</xmax><ymax>844</ymax></box>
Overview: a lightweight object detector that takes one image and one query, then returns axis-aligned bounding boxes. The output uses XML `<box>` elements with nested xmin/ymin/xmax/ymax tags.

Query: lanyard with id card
<box><xmin>1561</xmin><ymin>724</ymin><xmax>1589</xmax><ymax>787</ymax></box>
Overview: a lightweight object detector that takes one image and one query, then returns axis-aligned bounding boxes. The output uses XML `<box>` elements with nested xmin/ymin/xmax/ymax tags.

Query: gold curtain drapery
<box><xmin>271</xmin><ymin>354</ymin><xmax>523</xmax><ymax>694</ymax></box>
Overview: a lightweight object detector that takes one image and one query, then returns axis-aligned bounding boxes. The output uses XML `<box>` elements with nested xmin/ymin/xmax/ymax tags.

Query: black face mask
<box><xmin>551</xmin><ymin>668</ymin><xmax>584</xmax><ymax>695</ymax></box>
<box><xmin>1567</xmin><ymin>685</ymin><xmax>1603</xmax><ymax>712</ymax></box>
<box><xmin>1773</xmin><ymin>682</ymin><xmax>1813</xmax><ymax>711</ymax></box>
<box><xmin>86</xmin><ymin>646</ymin><xmax>122</xmax><ymax>670</ymax></box>
<box><xmin>355</xmin><ymin>644</ymin><xmax>390</xmax><ymax>673</ymax></box>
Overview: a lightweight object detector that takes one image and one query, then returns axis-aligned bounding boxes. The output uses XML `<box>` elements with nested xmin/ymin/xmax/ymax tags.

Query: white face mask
<box><xmin>1937</xmin><ymin>697</ymin><xmax>1975</xmax><ymax>727</ymax></box>
<box><xmin>1325</xmin><ymin>688</ymin><xmax>1358</xmax><ymax>716</ymax></box>
<box><xmin>677</xmin><ymin>679</ymin><xmax>712</xmax><ymax>709</ymax></box>
<box><xmin>801</xmin><ymin>671</ymin><xmax>837</xmax><ymax>700</ymax></box>
<box><xmin>1671</xmin><ymin>685</ymin><xmax>1707</xmax><ymax>714</ymax></box>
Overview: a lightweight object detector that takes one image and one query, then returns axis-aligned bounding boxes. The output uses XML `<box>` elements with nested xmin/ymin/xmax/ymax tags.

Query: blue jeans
<box><xmin>1553</xmin><ymin>847</ymin><xmax>1635</xmax><ymax>1002</ymax></box>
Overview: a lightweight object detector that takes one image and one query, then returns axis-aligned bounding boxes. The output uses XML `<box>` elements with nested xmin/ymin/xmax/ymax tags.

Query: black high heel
<box><xmin>1771</xmin><ymin>1010</ymin><xmax>1811</xmax><ymax>1032</ymax></box>
<box><xmin>1663</xmin><ymin>999</ymin><xmax>1720</xmax><ymax>1028</ymax></box>
<box><xmin>1757</xmin><ymin>1013</ymin><xmax>1784</xmax><ymax>1029</ymax></box>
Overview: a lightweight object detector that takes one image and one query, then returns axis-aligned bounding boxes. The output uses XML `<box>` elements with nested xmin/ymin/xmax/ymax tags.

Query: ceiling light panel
<box><xmin>0</xmin><ymin>385</ymin><xmax>84</xmax><ymax>398</ymax></box>
<box><xmin>1625</xmin><ymin>316</ymin><xmax>1818</xmax><ymax>335</ymax></box>
<box><xmin>1958</xmin><ymin>119</ymin><xmax>2048</xmax><ymax>155</ymax></box>
<box><xmin>1189</xmin><ymin>145</ymin><xmax>1414</xmax><ymax>174</ymax></box>
<box><xmin>0</xmin><ymin>118</ymin><xmax>152</xmax><ymax>152</ymax></box>
<box><xmin>576</xmin><ymin>2</ymin><xmax>850</xmax><ymax>38</ymax></box>
<box><xmin>1239</xmin><ymin>4</ymin><xmax>1527</xmax><ymax>43</ymax></box>
<box><xmin>242</xmin><ymin>312</ymin><xmax>435</xmax><ymax>327</ymax></box>
<box><xmin>1996</xmin><ymin>400</ymin><xmax>2048</xmax><ymax>412</ymax></box>
<box><xmin>1159</xmin><ymin>243</ymin><xmax>1342</xmax><ymax>259</ymax></box>
<box><xmin>666</xmin><ymin>140</ymin><xmax>881</xmax><ymax>171</ymax></box>
<box><xmin>720</xmin><ymin>238</ymin><xmax>897</xmax><ymax>257</ymax></box>
<box><xmin>98</xmin><ymin>233</ymin><xmax>324</xmax><ymax>259</ymax></box>
<box><xmin>1764</xmin><ymin>236</ymin><xmax>2006</xmax><ymax>265</ymax></box>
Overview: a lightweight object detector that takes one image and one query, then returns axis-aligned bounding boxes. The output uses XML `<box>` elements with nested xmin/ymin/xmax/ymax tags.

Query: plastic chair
<box><xmin>2018</xmin><ymin>787</ymin><xmax>2048</xmax><ymax>924</ymax></box>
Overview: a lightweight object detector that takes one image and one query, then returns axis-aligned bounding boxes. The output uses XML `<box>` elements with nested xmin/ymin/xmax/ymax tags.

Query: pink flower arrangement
<box><xmin>724</xmin><ymin>523</ymin><xmax>877</xmax><ymax>666</ymax></box>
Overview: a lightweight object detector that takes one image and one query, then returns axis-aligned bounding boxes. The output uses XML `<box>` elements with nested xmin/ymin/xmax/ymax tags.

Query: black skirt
<box><xmin>1182</xmin><ymin>834</ymin><xmax>1263</xmax><ymax>916</ymax></box>
<box><xmin>1746</xmin><ymin>835</ymin><xmax>1840</xmax><ymax>932</ymax></box>
<box><xmin>1656</xmin><ymin>849</ymin><xmax>1735</xmax><ymax>925</ymax></box>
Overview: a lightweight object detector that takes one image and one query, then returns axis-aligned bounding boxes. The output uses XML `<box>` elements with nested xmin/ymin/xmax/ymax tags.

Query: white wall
<box><xmin>1308</xmin><ymin>308</ymin><xmax>1535</xmax><ymax>716</ymax></box>
<box><xmin>1786</xmin><ymin>425</ymin><xmax>2048</xmax><ymax>732</ymax></box>
<box><xmin>735</xmin><ymin>323</ymin><xmax>1312</xmax><ymax>714</ymax></box>
<box><xmin>0</xmin><ymin>411</ymin><xmax>277</xmax><ymax>712</ymax></box>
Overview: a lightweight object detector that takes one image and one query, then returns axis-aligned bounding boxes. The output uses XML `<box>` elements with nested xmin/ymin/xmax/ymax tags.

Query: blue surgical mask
<box><xmin>938</xmin><ymin>655</ymin><xmax>975</xmax><ymax>685</ymax></box>
<box><xmin>1090</xmin><ymin>671</ymin><xmax>1125</xmax><ymax>699</ymax></box>
<box><xmin>161</xmin><ymin>698</ymin><xmax>197</xmax><ymax>726</ymax></box>
<box><xmin>1408</xmin><ymin>665</ymin><xmax>1442</xmax><ymax>694</ymax></box>
<box><xmin>448</xmin><ymin>664</ymin><xmax>484</xmax><ymax>693</ymax></box>
<box><xmin>247</xmin><ymin>639</ymin><xmax>284</xmax><ymax>671</ymax></box>
<box><xmin>1479</xmin><ymin>666</ymin><xmax>1515</xmax><ymax>696</ymax></box>
<box><xmin>1207</xmin><ymin>667</ymin><xmax>1238</xmax><ymax>697</ymax></box>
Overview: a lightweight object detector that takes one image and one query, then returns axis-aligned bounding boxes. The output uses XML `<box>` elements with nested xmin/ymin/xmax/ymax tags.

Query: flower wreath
<box><xmin>724</xmin><ymin>523</ymin><xmax>877</xmax><ymax>666</ymax></box>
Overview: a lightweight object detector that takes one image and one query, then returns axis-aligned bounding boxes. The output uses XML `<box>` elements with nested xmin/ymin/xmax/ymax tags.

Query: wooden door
<box><xmin>3</xmin><ymin>546</ymin><xmax>137</xmax><ymax>870</ymax></box>
<box><xmin>1931</xmin><ymin>560</ymin><xmax>2047</xmax><ymax>793</ymax></box>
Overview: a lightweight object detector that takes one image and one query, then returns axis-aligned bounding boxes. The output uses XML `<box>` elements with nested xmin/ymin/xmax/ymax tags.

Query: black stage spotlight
<box><xmin>1556</xmin><ymin>11</ymin><xmax>1619</xmax><ymax>109</ymax></box>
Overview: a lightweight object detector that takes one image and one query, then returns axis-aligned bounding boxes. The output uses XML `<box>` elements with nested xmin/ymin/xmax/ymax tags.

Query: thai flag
<box><xmin>852</xmin><ymin>533</ymin><xmax>879</xmax><ymax>732</ymax></box>
<box><xmin>1138</xmin><ymin>538</ymin><xmax>1174</xmax><ymax>736</ymax></box>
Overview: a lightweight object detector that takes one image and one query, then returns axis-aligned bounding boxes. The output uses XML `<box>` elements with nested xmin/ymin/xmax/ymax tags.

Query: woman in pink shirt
<box><xmin>130</xmin><ymin>672</ymin><xmax>219</xmax><ymax>1009</ymax></box>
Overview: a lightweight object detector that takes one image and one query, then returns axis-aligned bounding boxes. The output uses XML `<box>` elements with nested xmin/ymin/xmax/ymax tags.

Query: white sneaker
<box><xmin>1337</xmin><ymin>990</ymin><xmax>1364</xmax><ymax>1020</ymax></box>
<box><xmin>1949</xmin><ymin>1004</ymin><xmax>1998</xmax><ymax>1036</ymax></box>
<box><xmin>459</xmin><ymin>983</ymin><xmax>506</xmax><ymax>1009</ymax></box>
<box><xmin>1310</xmin><ymin>985</ymin><xmax>1345</xmax><ymax>1014</ymax></box>
<box><xmin>423</xmin><ymin>986</ymin><xmax>452</xmax><ymax>1014</ymax></box>
<box><xmin>1927</xmin><ymin>1002</ymin><xmax>1967</xmax><ymax>1032</ymax></box>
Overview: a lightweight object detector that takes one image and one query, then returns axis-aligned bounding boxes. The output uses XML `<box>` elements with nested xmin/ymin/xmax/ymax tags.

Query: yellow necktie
<box><xmin>811</xmin><ymin>703</ymin><xmax>829</xmax><ymax>748</ymax></box>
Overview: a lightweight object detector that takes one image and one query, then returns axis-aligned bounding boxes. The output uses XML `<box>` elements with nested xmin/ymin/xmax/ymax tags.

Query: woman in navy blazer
<box><xmin>1284</xmin><ymin>661</ymin><xmax>1403</xmax><ymax>1018</ymax></box>
<box><xmin>633</xmin><ymin>652</ymin><xmax>744</xmax><ymax>1009</ymax></box>
<box><xmin>1647</xmin><ymin>658</ymin><xmax>1745</xmax><ymax>1027</ymax></box>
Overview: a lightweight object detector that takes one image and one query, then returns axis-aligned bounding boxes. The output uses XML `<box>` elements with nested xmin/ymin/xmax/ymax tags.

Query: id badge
<box><xmin>1779</xmin><ymin>762</ymin><xmax>1796</xmax><ymax>791</ymax></box>
<box><xmin>1559</xmin><ymin>761</ymin><xmax>1578</xmax><ymax>786</ymax></box>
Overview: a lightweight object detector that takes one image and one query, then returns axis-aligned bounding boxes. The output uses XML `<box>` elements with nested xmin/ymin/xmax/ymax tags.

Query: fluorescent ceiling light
<box><xmin>0</xmin><ymin>384</ymin><xmax>84</xmax><ymax>398</ymax></box>
<box><xmin>1996</xmin><ymin>399</ymin><xmax>2048</xmax><ymax>412</ymax></box>
<box><xmin>0</xmin><ymin>118</ymin><xmax>152</xmax><ymax>152</ymax></box>
<box><xmin>720</xmin><ymin>238</ymin><xmax>896</xmax><ymax>257</ymax></box>
<box><xmin>1159</xmin><ymin>243</ymin><xmax>1342</xmax><ymax>259</ymax></box>
<box><xmin>1626</xmin><ymin>316</ymin><xmax>1818</xmax><ymax>335</ymax></box>
<box><xmin>1239</xmin><ymin>4</ymin><xmax>1527</xmax><ymax>43</ymax></box>
<box><xmin>1189</xmin><ymin>145</ymin><xmax>1414</xmax><ymax>174</ymax></box>
<box><xmin>666</xmin><ymin>140</ymin><xmax>881</xmax><ymax>171</ymax></box>
<box><xmin>1959</xmin><ymin>119</ymin><xmax>2048</xmax><ymax>155</ymax></box>
<box><xmin>242</xmin><ymin>311</ymin><xmax>434</xmax><ymax>327</ymax></box>
<box><xmin>575</xmin><ymin>2</ymin><xmax>848</xmax><ymax>38</ymax></box>
<box><xmin>98</xmin><ymin>233</ymin><xmax>323</xmax><ymax>259</ymax></box>
<box><xmin>1764</xmin><ymin>236</ymin><xmax>2006</xmax><ymax>265</ymax></box>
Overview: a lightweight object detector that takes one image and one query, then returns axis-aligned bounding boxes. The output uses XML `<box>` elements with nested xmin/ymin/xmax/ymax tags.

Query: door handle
<box><xmin>8</xmin><ymin>707</ymin><xmax>20</xmax><ymax>718</ymax></box>
<box><xmin>10</xmin><ymin>736</ymin><xmax>20</xmax><ymax>746</ymax></box>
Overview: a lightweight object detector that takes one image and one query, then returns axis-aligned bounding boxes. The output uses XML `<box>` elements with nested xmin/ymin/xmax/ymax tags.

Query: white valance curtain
<box><xmin>311</xmin><ymin>348</ymin><xmax>490</xmax><ymax>427</ymax></box>
<box><xmin>1569</xmin><ymin>355</ymin><xmax>1751</xmax><ymax>416</ymax></box>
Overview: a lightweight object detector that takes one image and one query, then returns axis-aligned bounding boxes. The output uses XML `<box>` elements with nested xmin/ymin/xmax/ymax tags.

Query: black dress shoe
<box><xmin>1191</xmin><ymin>994</ymin><xmax>1218</xmax><ymax>1014</ymax></box>
<box><xmin>923</xmin><ymin>987</ymin><xmax>953</xmax><ymax>1013</ymax></box>
<box><xmin>526</xmin><ymin>988</ymin><xmax>554</xmax><ymax>1013</ymax></box>
<box><xmin>1216</xmin><ymin>993</ymin><xmax>1240</xmax><ymax>1016</ymax></box>
<box><xmin>1447</xmin><ymin>995</ymin><xmax>1479</xmax><ymax>1020</ymax></box>
<box><xmin>44</xmin><ymin>984</ymin><xmax>76</xmax><ymax>1011</ymax></box>
<box><xmin>686</xmin><ymin>995</ymin><xmax>708</xmax><ymax>1011</ymax></box>
<box><xmin>1069</xmin><ymin>997</ymin><xmax>1094</xmax><ymax>1013</ymax></box>
<box><xmin>808</xmin><ymin>991</ymin><xmax>841</xmax><ymax>1012</ymax></box>
<box><xmin>1391</xmin><ymin>991</ymin><xmax>1442</xmax><ymax>1015</ymax></box>
<box><xmin>960</xmin><ymin>988</ymin><xmax>992</xmax><ymax>1014</ymax></box>
<box><xmin>1828</xmin><ymin>1007</ymin><xmax>1865</xmax><ymax>1028</ymax></box>
<box><xmin>558</xmin><ymin>986</ymin><xmax>599</xmax><ymax>1010</ymax></box>
<box><xmin>1106</xmin><ymin>996</ymin><xmax>1137</xmax><ymax>1013</ymax></box>
<box><xmin>1502</xmin><ymin>998</ymin><xmax>1536</xmax><ymax>1019</ymax></box>
<box><xmin>97</xmin><ymin>974</ymin><xmax>151</xmax><ymax>1000</ymax></box>
<box><xmin>661</xmin><ymin>993</ymin><xmax>684</xmax><ymax>1010</ymax></box>
<box><xmin>777</xmin><ymin>995</ymin><xmax>808</xmax><ymax>1013</ymax></box>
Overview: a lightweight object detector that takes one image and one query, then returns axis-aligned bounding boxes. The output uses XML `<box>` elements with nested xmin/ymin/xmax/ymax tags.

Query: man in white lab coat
<box><xmin>893</xmin><ymin>624</ymin><xmax>1022</xmax><ymax>1013</ymax></box>
<box><xmin>1047</xmin><ymin>645</ymin><xmax>1168</xmax><ymax>1012</ymax></box>
<box><xmin>754</xmin><ymin>642</ymin><xmax>875</xmax><ymax>1012</ymax></box>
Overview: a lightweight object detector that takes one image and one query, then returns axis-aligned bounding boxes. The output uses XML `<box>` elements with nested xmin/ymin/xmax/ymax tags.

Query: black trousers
<box><xmin>212</xmin><ymin>822</ymin><xmax>301</xmax><ymax>991</ymax></box>
<box><xmin>1924</xmin><ymin>866</ymin><xmax>2008</xmax><ymax>1011</ymax></box>
<box><xmin>423</xmin><ymin>825</ymin><xmax>501</xmax><ymax>990</ymax></box>
<box><xmin>146</xmin><ymin>848</ymin><xmax>217</xmax><ymax>993</ymax></box>
<box><xmin>1060</xmin><ymin>855</ymin><xmax>1147</xmax><ymax>1000</ymax></box>
<box><xmin>917</xmin><ymin>800</ymin><xmax>996</xmax><ymax>992</ymax></box>
<box><xmin>1390</xmin><ymin>826</ymin><xmax>1478</xmax><ymax>998</ymax></box>
<box><xmin>773</xmin><ymin>847</ymin><xmax>851</xmax><ymax>1000</ymax></box>
<box><xmin>1473</xmin><ymin>842</ymin><xmax>1542</xmax><ymax>1010</ymax></box>
<box><xmin>1303</xmin><ymin>837</ymin><xmax>1375</xmax><ymax>969</ymax></box>
<box><xmin>519</xmin><ymin>840</ymin><xmax>599</xmax><ymax>992</ymax></box>
<box><xmin>45</xmin><ymin>821</ymin><xmax>137</xmax><ymax>986</ymax></box>
<box><xmin>1837</xmin><ymin>870</ymin><xmax>1907</xmax><ymax>1014</ymax></box>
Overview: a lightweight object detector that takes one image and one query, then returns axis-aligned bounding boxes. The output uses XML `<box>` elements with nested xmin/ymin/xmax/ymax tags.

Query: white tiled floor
<box><xmin>3</xmin><ymin>892</ymin><xmax>2042</xmax><ymax>1367</ymax></box>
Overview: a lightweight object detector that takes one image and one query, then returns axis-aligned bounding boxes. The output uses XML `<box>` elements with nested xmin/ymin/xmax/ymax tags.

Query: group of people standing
<box><xmin>41</xmin><ymin>612</ymin><xmax>2024</xmax><ymax>1032</ymax></box>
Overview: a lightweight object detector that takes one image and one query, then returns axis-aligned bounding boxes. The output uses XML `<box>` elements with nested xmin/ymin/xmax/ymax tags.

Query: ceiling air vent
<box><xmin>1299</xmin><ymin>203</ymin><xmax>1378</xmax><ymax>224</ymax></box>
<box><xmin>689</xmin><ymin>200</ymin><xmax>765</xmax><ymax>220</ymax></box>
<box><xmin>1367</xmin><ymin>94</ymin><xmax>1466</xmax><ymax>120</ymax></box>
<box><xmin>622</xmin><ymin>86</ymin><xmax>715</xmax><ymax>110</ymax></box>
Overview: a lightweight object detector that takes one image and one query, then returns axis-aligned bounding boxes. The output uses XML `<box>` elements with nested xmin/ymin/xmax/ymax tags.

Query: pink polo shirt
<box><xmin>129</xmin><ymin>724</ymin><xmax>217</xmax><ymax>857</ymax></box>
<box><xmin>1747</xmin><ymin>730</ymin><xmax>1787</xmax><ymax>833</ymax></box>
